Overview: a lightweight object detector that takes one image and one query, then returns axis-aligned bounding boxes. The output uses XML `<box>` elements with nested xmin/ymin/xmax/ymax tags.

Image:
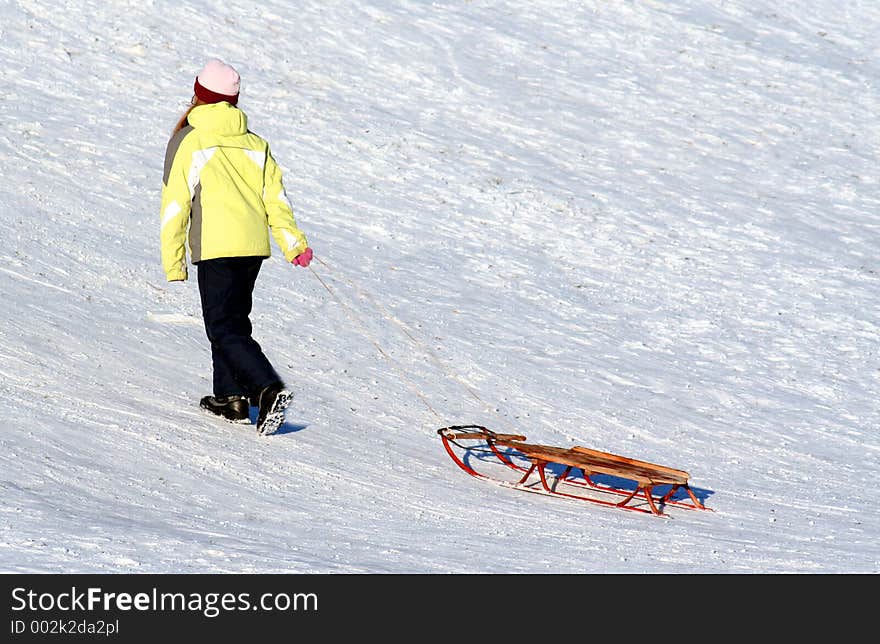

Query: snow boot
<box><xmin>255</xmin><ymin>381</ymin><xmax>291</xmax><ymax>436</ymax></box>
<box><xmin>200</xmin><ymin>395</ymin><xmax>250</xmax><ymax>423</ymax></box>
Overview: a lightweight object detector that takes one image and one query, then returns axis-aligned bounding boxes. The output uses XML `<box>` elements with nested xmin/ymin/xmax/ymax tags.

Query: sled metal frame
<box><xmin>438</xmin><ymin>425</ymin><xmax>711</xmax><ymax>517</ymax></box>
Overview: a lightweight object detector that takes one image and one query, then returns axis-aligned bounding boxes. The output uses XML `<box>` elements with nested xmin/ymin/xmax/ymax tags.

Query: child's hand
<box><xmin>292</xmin><ymin>247</ymin><xmax>313</xmax><ymax>267</ymax></box>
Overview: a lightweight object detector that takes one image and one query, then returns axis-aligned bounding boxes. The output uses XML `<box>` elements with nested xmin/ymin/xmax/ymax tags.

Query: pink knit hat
<box><xmin>194</xmin><ymin>59</ymin><xmax>240</xmax><ymax>105</ymax></box>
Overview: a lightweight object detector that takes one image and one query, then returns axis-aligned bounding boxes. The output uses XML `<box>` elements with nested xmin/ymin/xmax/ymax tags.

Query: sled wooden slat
<box><xmin>571</xmin><ymin>446</ymin><xmax>689</xmax><ymax>480</ymax></box>
<box><xmin>514</xmin><ymin>443</ymin><xmax>688</xmax><ymax>487</ymax></box>
<box><xmin>447</xmin><ymin>431</ymin><xmax>528</xmax><ymax>442</ymax></box>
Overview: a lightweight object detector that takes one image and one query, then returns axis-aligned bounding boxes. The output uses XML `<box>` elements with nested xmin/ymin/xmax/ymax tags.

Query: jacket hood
<box><xmin>187</xmin><ymin>102</ymin><xmax>248</xmax><ymax>136</ymax></box>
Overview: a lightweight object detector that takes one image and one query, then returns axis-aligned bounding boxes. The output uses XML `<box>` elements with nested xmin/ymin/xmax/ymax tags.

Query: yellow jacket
<box><xmin>160</xmin><ymin>102</ymin><xmax>308</xmax><ymax>281</ymax></box>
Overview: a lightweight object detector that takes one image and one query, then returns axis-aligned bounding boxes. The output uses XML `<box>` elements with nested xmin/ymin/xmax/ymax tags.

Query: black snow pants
<box><xmin>196</xmin><ymin>256</ymin><xmax>281</xmax><ymax>397</ymax></box>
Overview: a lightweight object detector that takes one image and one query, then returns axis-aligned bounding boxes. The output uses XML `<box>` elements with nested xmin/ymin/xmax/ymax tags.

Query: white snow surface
<box><xmin>1</xmin><ymin>0</ymin><xmax>878</xmax><ymax>574</ymax></box>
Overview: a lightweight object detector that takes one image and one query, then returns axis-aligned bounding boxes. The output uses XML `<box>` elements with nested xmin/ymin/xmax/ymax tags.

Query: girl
<box><xmin>160</xmin><ymin>59</ymin><xmax>313</xmax><ymax>436</ymax></box>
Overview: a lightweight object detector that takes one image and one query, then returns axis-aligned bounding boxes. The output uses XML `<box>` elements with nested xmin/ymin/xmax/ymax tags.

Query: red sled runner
<box><xmin>438</xmin><ymin>425</ymin><xmax>712</xmax><ymax>517</ymax></box>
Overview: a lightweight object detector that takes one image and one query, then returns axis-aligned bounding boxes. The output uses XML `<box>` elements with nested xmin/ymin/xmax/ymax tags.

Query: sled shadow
<box><xmin>464</xmin><ymin>448</ymin><xmax>715</xmax><ymax>506</ymax></box>
<box><xmin>541</xmin><ymin>460</ymin><xmax>716</xmax><ymax>506</ymax></box>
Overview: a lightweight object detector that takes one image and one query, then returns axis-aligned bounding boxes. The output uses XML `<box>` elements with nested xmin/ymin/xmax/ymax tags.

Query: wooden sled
<box><xmin>438</xmin><ymin>425</ymin><xmax>711</xmax><ymax>517</ymax></box>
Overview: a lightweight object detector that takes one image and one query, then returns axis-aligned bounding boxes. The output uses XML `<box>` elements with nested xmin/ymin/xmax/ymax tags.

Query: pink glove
<box><xmin>292</xmin><ymin>247</ymin><xmax>313</xmax><ymax>267</ymax></box>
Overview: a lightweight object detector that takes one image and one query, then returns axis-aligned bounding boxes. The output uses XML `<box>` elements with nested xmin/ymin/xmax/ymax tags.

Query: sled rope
<box><xmin>315</xmin><ymin>257</ymin><xmax>494</xmax><ymax>412</ymax></box>
<box><xmin>311</xmin><ymin>256</ymin><xmax>516</xmax><ymax>431</ymax></box>
<box><xmin>308</xmin><ymin>262</ymin><xmax>442</xmax><ymax>420</ymax></box>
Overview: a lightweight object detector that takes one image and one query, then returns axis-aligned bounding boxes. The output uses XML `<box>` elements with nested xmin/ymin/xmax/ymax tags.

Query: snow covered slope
<box><xmin>1</xmin><ymin>0</ymin><xmax>878</xmax><ymax>573</ymax></box>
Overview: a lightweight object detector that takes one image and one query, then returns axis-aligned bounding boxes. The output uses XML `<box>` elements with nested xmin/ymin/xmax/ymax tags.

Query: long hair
<box><xmin>173</xmin><ymin>97</ymin><xmax>207</xmax><ymax>134</ymax></box>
